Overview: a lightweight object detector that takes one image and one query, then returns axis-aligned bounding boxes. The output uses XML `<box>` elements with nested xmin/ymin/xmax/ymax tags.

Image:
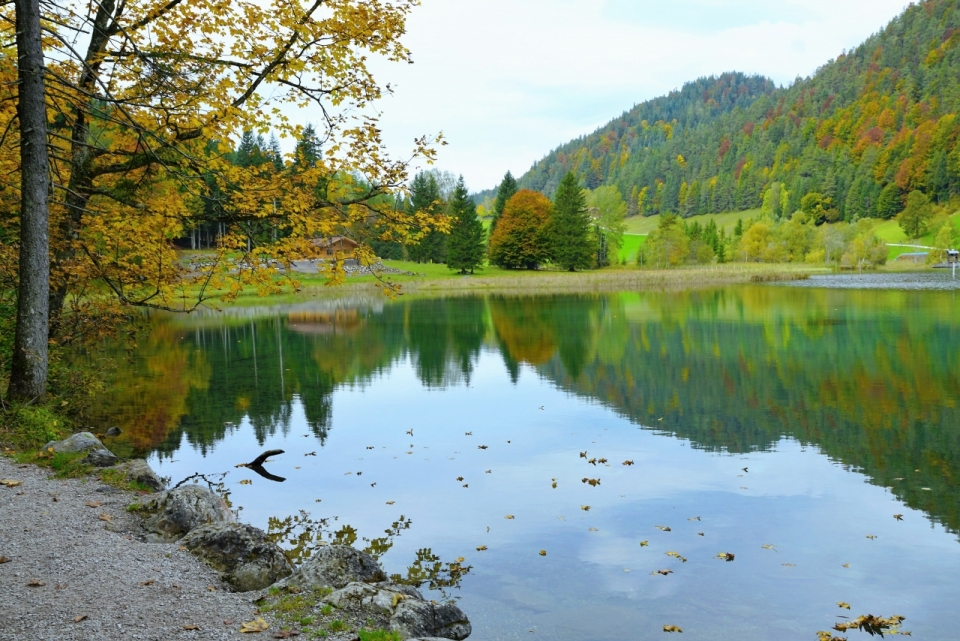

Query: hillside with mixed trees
<box><xmin>510</xmin><ymin>0</ymin><xmax>960</xmax><ymax>223</ymax></box>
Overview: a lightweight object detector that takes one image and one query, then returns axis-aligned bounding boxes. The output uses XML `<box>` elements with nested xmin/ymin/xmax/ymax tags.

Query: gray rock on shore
<box><xmin>180</xmin><ymin>522</ymin><xmax>293</xmax><ymax>591</ymax></box>
<box><xmin>140</xmin><ymin>484</ymin><xmax>234</xmax><ymax>542</ymax></box>
<box><xmin>281</xmin><ymin>544</ymin><xmax>387</xmax><ymax>590</ymax></box>
<box><xmin>391</xmin><ymin>598</ymin><xmax>472</xmax><ymax>640</ymax></box>
<box><xmin>43</xmin><ymin>431</ymin><xmax>105</xmax><ymax>454</ymax></box>
<box><xmin>113</xmin><ymin>458</ymin><xmax>166</xmax><ymax>491</ymax></box>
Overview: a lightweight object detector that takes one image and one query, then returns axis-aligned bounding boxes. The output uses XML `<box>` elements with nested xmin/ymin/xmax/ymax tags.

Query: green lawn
<box><xmin>619</xmin><ymin>234</ymin><xmax>647</xmax><ymax>263</ymax></box>
<box><xmin>624</xmin><ymin>209</ymin><xmax>761</xmax><ymax>235</ymax></box>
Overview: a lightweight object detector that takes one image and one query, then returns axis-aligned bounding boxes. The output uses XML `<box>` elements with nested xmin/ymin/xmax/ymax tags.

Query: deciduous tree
<box><xmin>489</xmin><ymin>190</ymin><xmax>552</xmax><ymax>270</ymax></box>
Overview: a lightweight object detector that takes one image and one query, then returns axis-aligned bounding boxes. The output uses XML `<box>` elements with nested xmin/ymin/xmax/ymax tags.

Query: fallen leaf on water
<box><xmin>866</xmin><ymin>535</ymin><xmax>877</xmax><ymax>540</ymax></box>
<box><xmin>0</xmin><ymin>556</ymin><xmax>10</xmax><ymax>563</ymax></box>
<box><xmin>588</xmin><ymin>458</ymin><xmax>597</xmax><ymax>465</ymax></box>
<box><xmin>386</xmin><ymin>501</ymin><xmax>395</xmax><ymax>505</ymax></box>
<box><xmin>579</xmin><ymin>452</ymin><xmax>588</xmax><ymax>459</ymax></box>
<box><xmin>663</xmin><ymin>625</ymin><xmax>683</xmax><ymax>633</ymax></box>
<box><xmin>486</xmin><ymin>470</ymin><xmax>492</xmax><ymax>474</ymax></box>
<box><xmin>85</xmin><ymin>501</ymin><xmax>101</xmax><ymax>508</ymax></box>
<box><xmin>476</xmin><ymin>546</ymin><xmax>488</xmax><ymax>551</ymax></box>
<box><xmin>239</xmin><ymin>616</ymin><xmax>269</xmax><ymax>633</ymax></box>
<box><xmin>551</xmin><ymin>479</ymin><xmax>557</xmax><ymax>489</ymax></box>
<box><xmin>640</xmin><ymin>541</ymin><xmax>649</xmax><ymax>547</ymax></box>
<box><xmin>478</xmin><ymin>445</ymin><xmax>488</xmax><ymax>450</ymax></box>
<box><xmin>74</xmin><ymin>615</ymin><xmax>87</xmax><ymax>623</ymax></box>
<box><xmin>582</xmin><ymin>478</ymin><xmax>601</xmax><ymax>487</ymax></box>
<box><xmin>140</xmin><ymin>579</ymin><xmax>155</xmax><ymax>586</ymax></box>
<box><xmin>239</xmin><ymin>480</ymin><xmax>253</xmax><ymax>485</ymax></box>
<box><xmin>304</xmin><ymin>452</ymin><xmax>316</xmax><ymax>457</ymax></box>
<box><xmin>457</xmin><ymin>477</ymin><xmax>464</xmax><ymax>482</ymax></box>
<box><xmin>504</xmin><ymin>515</ymin><xmax>515</xmax><ymax>520</ymax></box>
<box><xmin>655</xmin><ymin>525</ymin><xmax>671</xmax><ymax>532</ymax></box>
<box><xmin>183</xmin><ymin>624</ymin><xmax>200</xmax><ymax>631</ymax></box>
<box><xmin>687</xmin><ymin>516</ymin><xmax>700</xmax><ymax>521</ymax></box>
<box><xmin>893</xmin><ymin>514</ymin><xmax>903</xmax><ymax>521</ymax></box>
<box><xmin>589</xmin><ymin>527</ymin><xmax>599</xmax><ymax>532</ymax></box>
<box><xmin>623</xmin><ymin>460</ymin><xmax>634</xmax><ymax>466</ymax></box>
<box><xmin>837</xmin><ymin>602</ymin><xmax>851</xmax><ymax>610</ymax></box>
<box><xmin>761</xmin><ymin>544</ymin><xmax>776</xmax><ymax>551</ymax></box>
<box><xmin>598</xmin><ymin>458</ymin><xmax>608</xmax><ymax>464</ymax></box>
<box><xmin>698</xmin><ymin>532</ymin><xmax>705</xmax><ymax>536</ymax></box>
<box><xmin>539</xmin><ymin>550</ymin><xmax>547</xmax><ymax>556</ymax></box>
<box><xmin>28</xmin><ymin>580</ymin><xmax>45</xmax><ymax>587</ymax></box>
<box><xmin>715</xmin><ymin>552</ymin><xmax>735</xmax><ymax>562</ymax></box>
<box><xmin>462</xmin><ymin>484</ymin><xmax>469</xmax><ymax>488</ymax></box>
<box><xmin>666</xmin><ymin>551</ymin><xmax>687</xmax><ymax>562</ymax></box>
<box><xmin>98</xmin><ymin>513</ymin><xmax>112</xmax><ymax>522</ymax></box>
<box><xmin>0</xmin><ymin>479</ymin><xmax>23</xmax><ymax>487</ymax></box>
<box><xmin>651</xmin><ymin>569</ymin><xmax>673</xmax><ymax>576</ymax></box>
<box><xmin>842</xmin><ymin>564</ymin><xmax>851</xmax><ymax>568</ymax></box>
<box><xmin>581</xmin><ymin>505</ymin><xmax>591</xmax><ymax>511</ymax></box>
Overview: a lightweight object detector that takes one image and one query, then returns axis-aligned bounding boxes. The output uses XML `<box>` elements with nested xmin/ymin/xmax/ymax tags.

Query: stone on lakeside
<box><xmin>113</xmin><ymin>459</ymin><xmax>165</xmax><ymax>492</ymax></box>
<box><xmin>42</xmin><ymin>431</ymin><xmax>105</xmax><ymax>454</ymax></box>
<box><xmin>141</xmin><ymin>484</ymin><xmax>234</xmax><ymax>542</ymax></box>
<box><xmin>180</xmin><ymin>522</ymin><xmax>292</xmax><ymax>591</ymax></box>
<box><xmin>280</xmin><ymin>545</ymin><xmax>386</xmax><ymax>591</ymax></box>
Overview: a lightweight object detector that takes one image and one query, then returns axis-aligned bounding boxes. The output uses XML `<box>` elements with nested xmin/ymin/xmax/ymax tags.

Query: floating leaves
<box><xmin>0</xmin><ymin>479</ymin><xmax>23</xmax><ymax>487</ymax></box>
<box><xmin>663</xmin><ymin>625</ymin><xmax>683</xmax><ymax>633</ymax></box>
<box><xmin>687</xmin><ymin>516</ymin><xmax>700</xmax><ymax>521</ymax></box>
<box><xmin>504</xmin><ymin>515</ymin><xmax>515</xmax><ymax>520</ymax></box>
<box><xmin>476</xmin><ymin>546</ymin><xmax>488</xmax><ymax>552</ymax></box>
<box><xmin>655</xmin><ymin>525</ymin><xmax>672</xmax><ymax>532</ymax></box>
<box><xmin>893</xmin><ymin>514</ymin><xmax>904</xmax><ymax>521</ymax></box>
<box><xmin>478</xmin><ymin>445</ymin><xmax>488</xmax><ymax>450</ymax></box>
<box><xmin>539</xmin><ymin>550</ymin><xmax>547</xmax><ymax>556</ymax></box>
<box><xmin>456</xmin><ymin>477</ymin><xmax>464</xmax><ymax>482</ymax></box>
<box><xmin>239</xmin><ymin>479</ymin><xmax>253</xmax><ymax>485</ymax></box>
<box><xmin>239</xmin><ymin>616</ymin><xmax>270</xmax><ymax>633</ymax></box>
<box><xmin>582</xmin><ymin>478</ymin><xmax>601</xmax><ymax>487</ymax></box>
<box><xmin>715</xmin><ymin>552</ymin><xmax>735</xmax><ymax>562</ymax></box>
<box><xmin>837</xmin><ymin>602</ymin><xmax>851</xmax><ymax>610</ymax></box>
<box><xmin>385</xmin><ymin>501</ymin><xmax>395</xmax><ymax>505</ymax></box>
<box><xmin>832</xmin><ymin>614</ymin><xmax>906</xmax><ymax>636</ymax></box>
<box><xmin>666</xmin><ymin>551</ymin><xmax>688</xmax><ymax>563</ymax></box>
<box><xmin>581</xmin><ymin>505</ymin><xmax>591</xmax><ymax>512</ymax></box>
<box><xmin>842</xmin><ymin>564</ymin><xmax>851</xmax><ymax>568</ymax></box>
<box><xmin>579</xmin><ymin>452</ymin><xmax>588</xmax><ymax>459</ymax></box>
<box><xmin>551</xmin><ymin>479</ymin><xmax>557</xmax><ymax>489</ymax></box>
<box><xmin>651</xmin><ymin>569</ymin><xmax>673</xmax><ymax>576</ymax></box>
<box><xmin>623</xmin><ymin>460</ymin><xmax>635</xmax><ymax>466</ymax></box>
<box><xmin>640</xmin><ymin>541</ymin><xmax>649</xmax><ymax>547</ymax></box>
<box><xmin>588</xmin><ymin>527</ymin><xmax>599</xmax><ymax>532</ymax></box>
<box><xmin>866</xmin><ymin>535</ymin><xmax>877</xmax><ymax>540</ymax></box>
<box><xmin>761</xmin><ymin>544</ymin><xmax>776</xmax><ymax>551</ymax></box>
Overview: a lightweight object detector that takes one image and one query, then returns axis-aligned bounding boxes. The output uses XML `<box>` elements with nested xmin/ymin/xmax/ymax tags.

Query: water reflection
<box><xmin>98</xmin><ymin>287</ymin><xmax>960</xmax><ymax>536</ymax></box>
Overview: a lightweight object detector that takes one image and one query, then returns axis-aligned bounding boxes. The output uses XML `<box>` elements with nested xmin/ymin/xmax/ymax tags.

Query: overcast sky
<box><xmin>357</xmin><ymin>0</ymin><xmax>911</xmax><ymax>192</ymax></box>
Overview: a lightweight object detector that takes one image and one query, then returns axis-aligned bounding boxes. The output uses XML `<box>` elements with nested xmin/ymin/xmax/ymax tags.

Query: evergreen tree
<box><xmin>446</xmin><ymin>176</ymin><xmax>486</xmax><ymax>274</ymax></box>
<box><xmin>268</xmin><ymin>134</ymin><xmax>284</xmax><ymax>172</ymax></box>
<box><xmin>490</xmin><ymin>172</ymin><xmax>518</xmax><ymax>237</ymax></box>
<box><xmin>549</xmin><ymin>172</ymin><xmax>595</xmax><ymax>271</ymax></box>
<box><xmin>235</xmin><ymin>130</ymin><xmax>258</xmax><ymax>167</ymax></box>
<box><xmin>407</xmin><ymin>171</ymin><xmax>447</xmax><ymax>263</ymax></box>
<box><xmin>295</xmin><ymin>123</ymin><xmax>321</xmax><ymax>168</ymax></box>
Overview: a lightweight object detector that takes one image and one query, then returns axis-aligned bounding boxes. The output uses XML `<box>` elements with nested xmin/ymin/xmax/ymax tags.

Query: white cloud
<box><xmin>353</xmin><ymin>0</ymin><xmax>912</xmax><ymax>191</ymax></box>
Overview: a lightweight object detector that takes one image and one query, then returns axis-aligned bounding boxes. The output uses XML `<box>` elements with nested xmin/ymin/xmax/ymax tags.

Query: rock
<box><xmin>323</xmin><ymin>582</ymin><xmax>423</xmax><ymax>616</ymax></box>
<box><xmin>281</xmin><ymin>545</ymin><xmax>386</xmax><ymax>591</ymax></box>
<box><xmin>105</xmin><ymin>427</ymin><xmax>122</xmax><ymax>437</ymax></box>
<box><xmin>113</xmin><ymin>459</ymin><xmax>165</xmax><ymax>492</ymax></box>
<box><xmin>180</xmin><ymin>522</ymin><xmax>292</xmax><ymax>592</ymax></box>
<box><xmin>140</xmin><ymin>485</ymin><xmax>233</xmax><ymax>542</ymax></box>
<box><xmin>81</xmin><ymin>448</ymin><xmax>118</xmax><ymax>467</ymax></box>
<box><xmin>42</xmin><ymin>432</ymin><xmax>105</xmax><ymax>454</ymax></box>
<box><xmin>390</xmin><ymin>599</ymin><xmax>471</xmax><ymax>641</ymax></box>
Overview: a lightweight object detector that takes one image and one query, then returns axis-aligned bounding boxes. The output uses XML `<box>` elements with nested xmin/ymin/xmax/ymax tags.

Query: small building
<box><xmin>311</xmin><ymin>236</ymin><xmax>358</xmax><ymax>258</ymax></box>
<box><xmin>948</xmin><ymin>249</ymin><xmax>959</xmax><ymax>265</ymax></box>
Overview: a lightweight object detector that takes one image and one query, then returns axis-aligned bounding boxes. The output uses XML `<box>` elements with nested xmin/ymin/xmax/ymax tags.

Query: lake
<box><xmin>91</xmin><ymin>279</ymin><xmax>960</xmax><ymax>640</ymax></box>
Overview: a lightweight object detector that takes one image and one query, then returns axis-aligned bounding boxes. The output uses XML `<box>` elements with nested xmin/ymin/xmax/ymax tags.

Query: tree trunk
<box><xmin>7</xmin><ymin>0</ymin><xmax>51</xmax><ymax>400</ymax></box>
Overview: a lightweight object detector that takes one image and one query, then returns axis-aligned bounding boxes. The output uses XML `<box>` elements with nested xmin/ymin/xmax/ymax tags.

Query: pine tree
<box><xmin>490</xmin><ymin>172</ymin><xmax>518</xmax><ymax>237</ymax></box>
<box><xmin>295</xmin><ymin>123</ymin><xmax>321</xmax><ymax>168</ymax></box>
<box><xmin>446</xmin><ymin>176</ymin><xmax>486</xmax><ymax>274</ymax></box>
<box><xmin>268</xmin><ymin>134</ymin><xmax>284</xmax><ymax>172</ymax></box>
<box><xmin>407</xmin><ymin>171</ymin><xmax>446</xmax><ymax>263</ymax></box>
<box><xmin>235</xmin><ymin>130</ymin><xmax>258</xmax><ymax>167</ymax></box>
<box><xmin>549</xmin><ymin>172</ymin><xmax>595</xmax><ymax>271</ymax></box>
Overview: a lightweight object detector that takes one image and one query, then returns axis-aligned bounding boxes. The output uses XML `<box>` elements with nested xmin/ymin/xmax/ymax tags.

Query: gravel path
<box><xmin>0</xmin><ymin>456</ymin><xmax>276</xmax><ymax>641</ymax></box>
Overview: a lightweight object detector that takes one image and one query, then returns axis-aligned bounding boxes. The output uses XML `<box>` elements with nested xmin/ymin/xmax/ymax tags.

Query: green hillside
<box><xmin>515</xmin><ymin>0</ymin><xmax>960</xmax><ymax>224</ymax></box>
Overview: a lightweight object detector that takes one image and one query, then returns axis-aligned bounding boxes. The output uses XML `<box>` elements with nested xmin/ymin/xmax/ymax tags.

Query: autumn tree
<box><xmin>898</xmin><ymin>191</ymin><xmax>933</xmax><ymax>239</ymax></box>
<box><xmin>446</xmin><ymin>177</ymin><xmax>486</xmax><ymax>274</ymax></box>
<box><xmin>489</xmin><ymin>190</ymin><xmax>552</xmax><ymax>270</ymax></box>
<box><xmin>1</xmin><ymin>0</ymin><xmax>444</xmax><ymax>398</ymax></box>
<box><xmin>549</xmin><ymin>173</ymin><xmax>594</xmax><ymax>271</ymax></box>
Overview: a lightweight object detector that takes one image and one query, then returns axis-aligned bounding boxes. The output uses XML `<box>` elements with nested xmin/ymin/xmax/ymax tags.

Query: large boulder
<box><xmin>180</xmin><ymin>522</ymin><xmax>292</xmax><ymax>592</ymax></box>
<box><xmin>43</xmin><ymin>431</ymin><xmax>105</xmax><ymax>454</ymax></box>
<box><xmin>281</xmin><ymin>545</ymin><xmax>386</xmax><ymax>591</ymax></box>
<box><xmin>82</xmin><ymin>448</ymin><xmax>118</xmax><ymax>467</ymax></box>
<box><xmin>113</xmin><ymin>459</ymin><xmax>165</xmax><ymax>492</ymax></box>
<box><xmin>140</xmin><ymin>484</ymin><xmax>233</xmax><ymax>542</ymax></box>
<box><xmin>390</xmin><ymin>599</ymin><xmax>472</xmax><ymax>641</ymax></box>
<box><xmin>323</xmin><ymin>582</ymin><xmax>423</xmax><ymax>616</ymax></box>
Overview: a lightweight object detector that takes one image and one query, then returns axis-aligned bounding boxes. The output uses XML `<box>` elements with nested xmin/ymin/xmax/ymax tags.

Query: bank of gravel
<box><xmin>0</xmin><ymin>456</ymin><xmax>272</xmax><ymax>641</ymax></box>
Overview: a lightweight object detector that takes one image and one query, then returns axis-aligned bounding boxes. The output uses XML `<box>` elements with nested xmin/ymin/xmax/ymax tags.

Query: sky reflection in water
<box><xmin>94</xmin><ymin>285</ymin><xmax>960</xmax><ymax>641</ymax></box>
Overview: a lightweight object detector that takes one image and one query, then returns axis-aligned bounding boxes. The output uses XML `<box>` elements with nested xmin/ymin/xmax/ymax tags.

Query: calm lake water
<box><xmin>92</xmin><ymin>281</ymin><xmax>960</xmax><ymax>641</ymax></box>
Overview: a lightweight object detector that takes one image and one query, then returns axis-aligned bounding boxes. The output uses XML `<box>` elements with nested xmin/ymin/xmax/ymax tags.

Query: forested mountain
<box><xmin>511</xmin><ymin>0</ymin><xmax>960</xmax><ymax>222</ymax></box>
